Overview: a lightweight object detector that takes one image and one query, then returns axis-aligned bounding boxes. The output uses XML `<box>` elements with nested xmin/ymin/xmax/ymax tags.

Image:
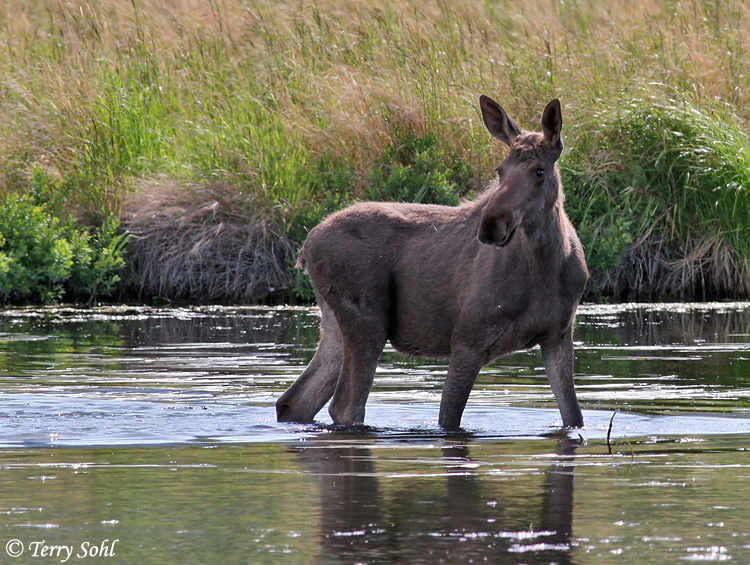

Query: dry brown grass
<box><xmin>122</xmin><ymin>179</ymin><xmax>296</xmax><ymax>303</ymax></box>
<box><xmin>595</xmin><ymin>233</ymin><xmax>750</xmax><ymax>301</ymax></box>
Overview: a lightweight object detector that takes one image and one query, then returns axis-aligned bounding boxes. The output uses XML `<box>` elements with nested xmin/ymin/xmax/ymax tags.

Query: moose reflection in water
<box><xmin>292</xmin><ymin>437</ymin><xmax>578</xmax><ymax>564</ymax></box>
<box><xmin>277</xmin><ymin>95</ymin><xmax>588</xmax><ymax>430</ymax></box>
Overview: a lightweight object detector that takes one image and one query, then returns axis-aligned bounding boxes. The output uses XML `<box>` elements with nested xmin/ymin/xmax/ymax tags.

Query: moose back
<box><xmin>277</xmin><ymin>95</ymin><xmax>589</xmax><ymax>430</ymax></box>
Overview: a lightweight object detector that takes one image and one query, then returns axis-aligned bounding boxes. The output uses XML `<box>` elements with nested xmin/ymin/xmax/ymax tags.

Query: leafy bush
<box><xmin>0</xmin><ymin>194</ymin><xmax>128</xmax><ymax>304</ymax></box>
<box><xmin>67</xmin><ymin>216</ymin><xmax>129</xmax><ymax>299</ymax></box>
<box><xmin>561</xmin><ymin>162</ymin><xmax>643</xmax><ymax>276</ymax></box>
<box><xmin>364</xmin><ymin>133</ymin><xmax>472</xmax><ymax>206</ymax></box>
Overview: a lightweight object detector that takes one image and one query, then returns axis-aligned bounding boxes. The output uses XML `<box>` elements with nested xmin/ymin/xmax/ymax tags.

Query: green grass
<box><xmin>1</xmin><ymin>0</ymin><xmax>749</xmax><ymax>302</ymax></box>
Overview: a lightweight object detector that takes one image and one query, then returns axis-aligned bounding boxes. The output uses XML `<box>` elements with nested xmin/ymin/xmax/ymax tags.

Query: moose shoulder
<box><xmin>276</xmin><ymin>96</ymin><xmax>589</xmax><ymax>430</ymax></box>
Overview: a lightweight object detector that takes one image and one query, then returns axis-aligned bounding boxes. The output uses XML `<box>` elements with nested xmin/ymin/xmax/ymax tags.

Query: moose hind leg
<box><xmin>327</xmin><ymin>310</ymin><xmax>387</xmax><ymax>426</ymax></box>
<box><xmin>276</xmin><ymin>302</ymin><xmax>342</xmax><ymax>423</ymax></box>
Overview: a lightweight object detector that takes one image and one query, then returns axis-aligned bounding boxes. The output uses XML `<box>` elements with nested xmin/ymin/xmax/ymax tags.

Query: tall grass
<box><xmin>1</xmin><ymin>0</ymin><xmax>750</xmax><ymax>301</ymax></box>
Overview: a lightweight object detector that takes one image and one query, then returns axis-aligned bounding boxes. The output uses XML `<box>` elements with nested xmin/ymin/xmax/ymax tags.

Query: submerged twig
<box><xmin>607</xmin><ymin>409</ymin><xmax>619</xmax><ymax>455</ymax></box>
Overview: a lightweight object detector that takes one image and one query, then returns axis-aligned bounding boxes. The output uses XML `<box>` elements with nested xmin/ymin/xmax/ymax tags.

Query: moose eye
<box><xmin>535</xmin><ymin>168</ymin><xmax>545</xmax><ymax>178</ymax></box>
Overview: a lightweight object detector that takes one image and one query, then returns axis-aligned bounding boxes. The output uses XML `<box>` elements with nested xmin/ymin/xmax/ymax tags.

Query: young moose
<box><xmin>277</xmin><ymin>96</ymin><xmax>589</xmax><ymax>430</ymax></box>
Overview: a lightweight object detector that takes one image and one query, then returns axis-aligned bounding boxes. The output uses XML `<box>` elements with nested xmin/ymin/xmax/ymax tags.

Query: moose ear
<box><xmin>480</xmin><ymin>95</ymin><xmax>522</xmax><ymax>147</ymax></box>
<box><xmin>541</xmin><ymin>98</ymin><xmax>563</xmax><ymax>150</ymax></box>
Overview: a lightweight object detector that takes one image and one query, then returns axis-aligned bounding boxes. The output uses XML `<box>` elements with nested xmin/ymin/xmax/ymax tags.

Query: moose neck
<box><xmin>519</xmin><ymin>186</ymin><xmax>569</xmax><ymax>272</ymax></box>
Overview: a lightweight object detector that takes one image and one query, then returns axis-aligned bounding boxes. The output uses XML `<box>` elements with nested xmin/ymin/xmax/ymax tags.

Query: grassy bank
<box><xmin>1</xmin><ymin>0</ymin><xmax>749</xmax><ymax>303</ymax></box>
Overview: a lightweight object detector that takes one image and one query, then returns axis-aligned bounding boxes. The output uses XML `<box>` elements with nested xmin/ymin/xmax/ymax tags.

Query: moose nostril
<box><xmin>497</xmin><ymin>224</ymin><xmax>517</xmax><ymax>247</ymax></box>
<box><xmin>496</xmin><ymin>219</ymin><xmax>510</xmax><ymax>241</ymax></box>
<box><xmin>478</xmin><ymin>219</ymin><xmax>494</xmax><ymax>245</ymax></box>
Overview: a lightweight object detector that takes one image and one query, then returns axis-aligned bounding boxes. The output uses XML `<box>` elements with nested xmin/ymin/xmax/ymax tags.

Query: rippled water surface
<box><xmin>1</xmin><ymin>303</ymin><xmax>749</xmax><ymax>563</ymax></box>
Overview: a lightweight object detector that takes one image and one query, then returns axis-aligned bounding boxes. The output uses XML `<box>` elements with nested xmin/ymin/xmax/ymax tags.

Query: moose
<box><xmin>276</xmin><ymin>95</ymin><xmax>589</xmax><ymax>430</ymax></box>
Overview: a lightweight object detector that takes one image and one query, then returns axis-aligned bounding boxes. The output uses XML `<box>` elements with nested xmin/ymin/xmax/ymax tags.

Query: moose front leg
<box><xmin>438</xmin><ymin>346</ymin><xmax>484</xmax><ymax>430</ymax></box>
<box><xmin>541</xmin><ymin>327</ymin><xmax>584</xmax><ymax>428</ymax></box>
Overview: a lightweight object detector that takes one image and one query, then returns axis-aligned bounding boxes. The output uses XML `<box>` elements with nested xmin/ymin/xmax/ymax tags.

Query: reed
<box><xmin>1</xmin><ymin>0</ymin><xmax>749</xmax><ymax>302</ymax></box>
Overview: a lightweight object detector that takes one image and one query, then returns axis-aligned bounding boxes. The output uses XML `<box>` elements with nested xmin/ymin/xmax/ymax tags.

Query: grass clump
<box><xmin>122</xmin><ymin>179</ymin><xmax>297</xmax><ymax>304</ymax></box>
<box><xmin>565</xmin><ymin>95</ymin><xmax>750</xmax><ymax>300</ymax></box>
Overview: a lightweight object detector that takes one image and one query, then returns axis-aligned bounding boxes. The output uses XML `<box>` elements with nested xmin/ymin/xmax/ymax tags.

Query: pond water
<box><xmin>0</xmin><ymin>303</ymin><xmax>749</xmax><ymax>563</ymax></box>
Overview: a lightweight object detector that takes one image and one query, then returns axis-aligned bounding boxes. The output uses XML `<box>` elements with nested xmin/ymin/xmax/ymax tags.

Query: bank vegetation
<box><xmin>1</xmin><ymin>0</ymin><xmax>749</xmax><ymax>303</ymax></box>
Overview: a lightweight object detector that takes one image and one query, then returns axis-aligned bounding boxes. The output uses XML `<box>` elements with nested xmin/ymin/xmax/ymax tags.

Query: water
<box><xmin>0</xmin><ymin>303</ymin><xmax>749</xmax><ymax>563</ymax></box>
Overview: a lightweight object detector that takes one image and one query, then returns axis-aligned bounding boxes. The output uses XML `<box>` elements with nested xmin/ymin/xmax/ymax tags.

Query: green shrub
<box><xmin>562</xmin><ymin>162</ymin><xmax>643</xmax><ymax>275</ymax></box>
<box><xmin>364</xmin><ymin>132</ymin><xmax>472</xmax><ymax>206</ymax></box>
<box><xmin>67</xmin><ymin>216</ymin><xmax>129</xmax><ymax>300</ymax></box>
<box><xmin>0</xmin><ymin>194</ymin><xmax>128</xmax><ymax>304</ymax></box>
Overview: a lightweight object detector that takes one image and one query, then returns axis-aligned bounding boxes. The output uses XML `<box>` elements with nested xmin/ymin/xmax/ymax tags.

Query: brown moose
<box><xmin>276</xmin><ymin>95</ymin><xmax>589</xmax><ymax>430</ymax></box>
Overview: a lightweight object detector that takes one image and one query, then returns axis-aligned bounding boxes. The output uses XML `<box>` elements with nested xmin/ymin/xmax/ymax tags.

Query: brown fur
<box><xmin>277</xmin><ymin>96</ymin><xmax>589</xmax><ymax>430</ymax></box>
